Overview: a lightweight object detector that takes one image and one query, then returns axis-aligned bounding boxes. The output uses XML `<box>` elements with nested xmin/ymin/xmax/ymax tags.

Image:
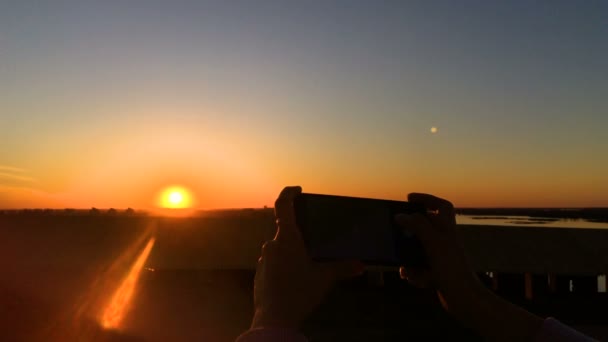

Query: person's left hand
<box><xmin>251</xmin><ymin>186</ymin><xmax>363</xmax><ymax>329</ymax></box>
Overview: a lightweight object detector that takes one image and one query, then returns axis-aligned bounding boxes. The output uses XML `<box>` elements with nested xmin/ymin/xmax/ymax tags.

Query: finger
<box><xmin>274</xmin><ymin>186</ymin><xmax>302</xmax><ymax>219</ymax></box>
<box><xmin>255</xmin><ymin>249</ymin><xmax>267</xmax><ymax>281</ymax></box>
<box><xmin>259</xmin><ymin>240</ymin><xmax>293</xmax><ymax>273</ymax></box>
<box><xmin>408</xmin><ymin>193</ymin><xmax>455</xmax><ymax>216</ymax></box>
<box><xmin>273</xmin><ymin>186</ymin><xmax>303</xmax><ymax>243</ymax></box>
<box><xmin>395</xmin><ymin>213</ymin><xmax>438</xmax><ymax>244</ymax></box>
<box><xmin>399</xmin><ymin>266</ymin><xmax>433</xmax><ymax>288</ymax></box>
<box><xmin>319</xmin><ymin>260</ymin><xmax>365</xmax><ymax>281</ymax></box>
<box><xmin>274</xmin><ymin>219</ymin><xmax>308</xmax><ymax>256</ymax></box>
<box><xmin>260</xmin><ymin>240</ymin><xmax>278</xmax><ymax>258</ymax></box>
<box><xmin>399</xmin><ymin>266</ymin><xmax>407</xmax><ymax>279</ymax></box>
<box><xmin>408</xmin><ymin>193</ymin><xmax>456</xmax><ymax>226</ymax></box>
<box><xmin>257</xmin><ymin>240</ymin><xmax>275</xmax><ymax>265</ymax></box>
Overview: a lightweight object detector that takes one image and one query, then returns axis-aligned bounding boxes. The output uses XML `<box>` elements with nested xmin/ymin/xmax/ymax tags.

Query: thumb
<box><xmin>319</xmin><ymin>260</ymin><xmax>365</xmax><ymax>281</ymax></box>
<box><xmin>395</xmin><ymin>213</ymin><xmax>437</xmax><ymax>244</ymax></box>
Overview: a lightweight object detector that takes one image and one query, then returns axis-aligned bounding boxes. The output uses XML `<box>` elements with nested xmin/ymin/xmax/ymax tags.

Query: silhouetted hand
<box><xmin>251</xmin><ymin>186</ymin><xmax>363</xmax><ymax>330</ymax></box>
<box><xmin>397</xmin><ymin>193</ymin><xmax>544</xmax><ymax>341</ymax></box>
<box><xmin>396</xmin><ymin>193</ymin><xmax>483</xmax><ymax>307</ymax></box>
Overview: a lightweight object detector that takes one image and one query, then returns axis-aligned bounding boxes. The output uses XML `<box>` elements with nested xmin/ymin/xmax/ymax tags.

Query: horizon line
<box><xmin>2</xmin><ymin>206</ymin><xmax>608</xmax><ymax>211</ymax></box>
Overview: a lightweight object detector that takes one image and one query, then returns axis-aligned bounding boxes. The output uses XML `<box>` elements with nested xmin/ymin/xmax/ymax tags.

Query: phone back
<box><xmin>293</xmin><ymin>193</ymin><xmax>427</xmax><ymax>267</ymax></box>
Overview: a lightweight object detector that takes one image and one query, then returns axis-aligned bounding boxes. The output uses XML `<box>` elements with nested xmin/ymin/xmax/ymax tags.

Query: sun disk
<box><xmin>159</xmin><ymin>186</ymin><xmax>193</xmax><ymax>209</ymax></box>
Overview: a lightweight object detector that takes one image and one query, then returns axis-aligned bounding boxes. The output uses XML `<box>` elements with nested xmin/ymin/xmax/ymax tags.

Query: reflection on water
<box><xmin>457</xmin><ymin>215</ymin><xmax>608</xmax><ymax>229</ymax></box>
<box><xmin>101</xmin><ymin>237</ymin><xmax>156</xmax><ymax>330</ymax></box>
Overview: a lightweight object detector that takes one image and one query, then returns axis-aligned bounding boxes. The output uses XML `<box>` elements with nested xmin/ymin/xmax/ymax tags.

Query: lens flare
<box><xmin>101</xmin><ymin>237</ymin><xmax>155</xmax><ymax>330</ymax></box>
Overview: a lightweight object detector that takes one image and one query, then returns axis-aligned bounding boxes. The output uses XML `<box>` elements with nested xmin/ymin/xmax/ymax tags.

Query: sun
<box><xmin>168</xmin><ymin>191</ymin><xmax>183</xmax><ymax>205</ymax></box>
<box><xmin>159</xmin><ymin>186</ymin><xmax>193</xmax><ymax>209</ymax></box>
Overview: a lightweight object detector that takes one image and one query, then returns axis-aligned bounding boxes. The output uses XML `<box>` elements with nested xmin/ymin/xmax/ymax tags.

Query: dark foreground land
<box><xmin>1</xmin><ymin>210</ymin><xmax>607</xmax><ymax>341</ymax></box>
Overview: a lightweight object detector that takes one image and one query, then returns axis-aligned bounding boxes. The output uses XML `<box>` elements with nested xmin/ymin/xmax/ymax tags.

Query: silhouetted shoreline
<box><xmin>455</xmin><ymin>208</ymin><xmax>608</xmax><ymax>223</ymax></box>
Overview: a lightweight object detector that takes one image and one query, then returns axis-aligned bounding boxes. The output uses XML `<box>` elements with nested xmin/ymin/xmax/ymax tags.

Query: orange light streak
<box><xmin>101</xmin><ymin>237</ymin><xmax>155</xmax><ymax>329</ymax></box>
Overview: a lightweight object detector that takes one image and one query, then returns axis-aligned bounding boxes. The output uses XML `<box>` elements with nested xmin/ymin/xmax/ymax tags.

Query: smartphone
<box><xmin>293</xmin><ymin>193</ymin><xmax>428</xmax><ymax>267</ymax></box>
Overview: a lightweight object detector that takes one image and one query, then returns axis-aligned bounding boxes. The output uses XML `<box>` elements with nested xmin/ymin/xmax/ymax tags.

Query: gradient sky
<box><xmin>1</xmin><ymin>1</ymin><xmax>607</xmax><ymax>209</ymax></box>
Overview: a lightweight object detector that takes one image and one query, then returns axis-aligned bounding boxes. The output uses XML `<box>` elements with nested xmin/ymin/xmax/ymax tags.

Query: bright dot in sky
<box><xmin>159</xmin><ymin>186</ymin><xmax>193</xmax><ymax>208</ymax></box>
<box><xmin>430</xmin><ymin>126</ymin><xmax>438</xmax><ymax>133</ymax></box>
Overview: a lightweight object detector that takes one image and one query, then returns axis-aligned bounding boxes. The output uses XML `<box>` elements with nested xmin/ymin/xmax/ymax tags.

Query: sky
<box><xmin>1</xmin><ymin>0</ymin><xmax>607</xmax><ymax>209</ymax></box>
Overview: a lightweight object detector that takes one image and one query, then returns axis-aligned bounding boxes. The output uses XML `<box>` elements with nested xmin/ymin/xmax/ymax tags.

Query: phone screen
<box><xmin>294</xmin><ymin>193</ymin><xmax>426</xmax><ymax>266</ymax></box>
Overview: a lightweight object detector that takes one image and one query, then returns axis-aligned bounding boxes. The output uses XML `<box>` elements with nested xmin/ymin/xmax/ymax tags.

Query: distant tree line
<box><xmin>0</xmin><ymin>208</ymin><xmax>144</xmax><ymax>216</ymax></box>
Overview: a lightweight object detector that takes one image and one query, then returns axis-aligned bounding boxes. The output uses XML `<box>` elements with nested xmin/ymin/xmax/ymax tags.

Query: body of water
<box><xmin>457</xmin><ymin>215</ymin><xmax>608</xmax><ymax>229</ymax></box>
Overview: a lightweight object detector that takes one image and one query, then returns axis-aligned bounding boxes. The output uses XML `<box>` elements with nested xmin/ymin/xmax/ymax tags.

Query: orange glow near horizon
<box><xmin>158</xmin><ymin>186</ymin><xmax>194</xmax><ymax>209</ymax></box>
<box><xmin>101</xmin><ymin>237</ymin><xmax>155</xmax><ymax>330</ymax></box>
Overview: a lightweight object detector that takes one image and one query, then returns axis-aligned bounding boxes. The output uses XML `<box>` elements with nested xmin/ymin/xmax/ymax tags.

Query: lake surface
<box><xmin>457</xmin><ymin>215</ymin><xmax>608</xmax><ymax>229</ymax></box>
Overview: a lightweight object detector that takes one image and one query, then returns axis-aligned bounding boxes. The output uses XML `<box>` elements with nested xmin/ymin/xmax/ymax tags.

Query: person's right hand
<box><xmin>397</xmin><ymin>193</ymin><xmax>546</xmax><ymax>342</ymax></box>
<box><xmin>395</xmin><ymin>193</ymin><xmax>484</xmax><ymax>311</ymax></box>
